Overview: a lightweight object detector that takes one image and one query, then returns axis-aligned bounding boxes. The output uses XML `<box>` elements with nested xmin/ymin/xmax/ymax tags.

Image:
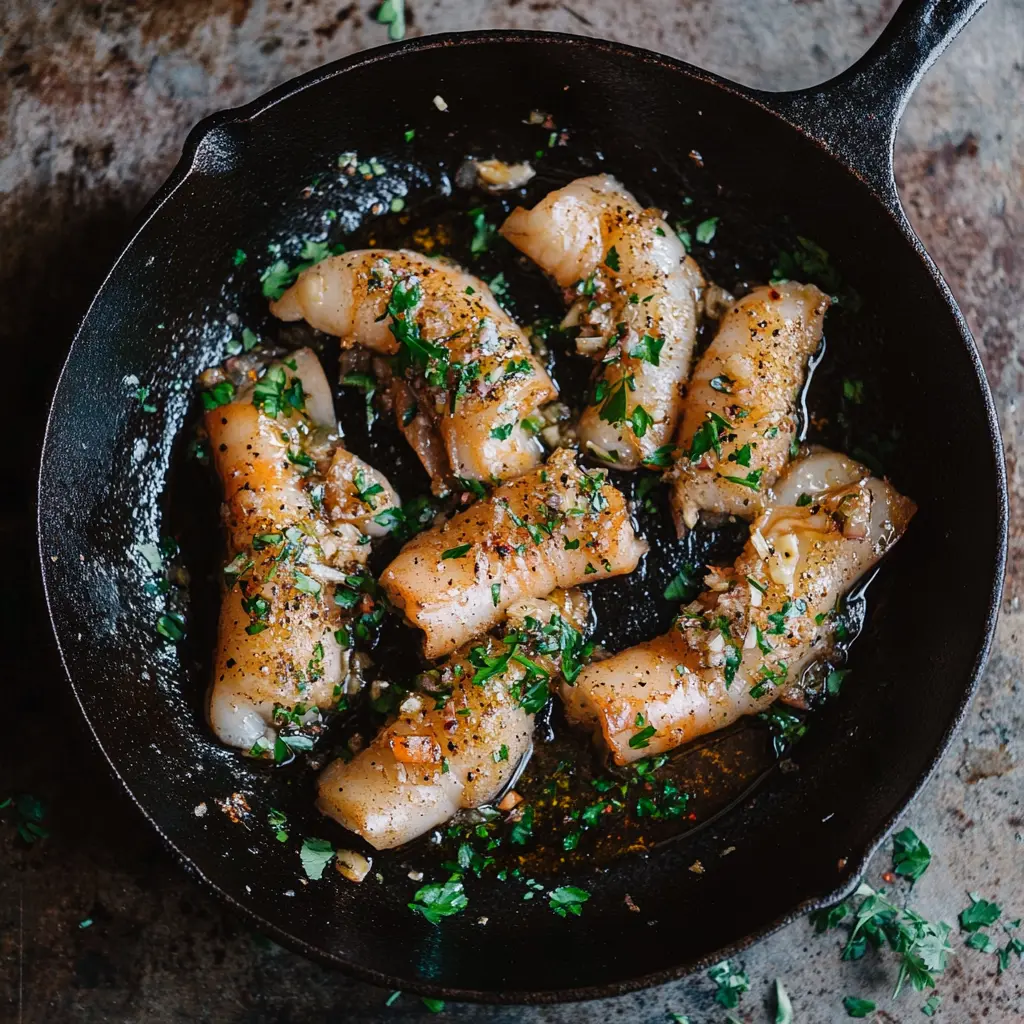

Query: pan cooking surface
<box><xmin>167</xmin><ymin>161</ymin><xmax>884</xmax><ymax>882</ymax></box>
<box><xmin>38</xmin><ymin>34</ymin><xmax>1005</xmax><ymax>999</ymax></box>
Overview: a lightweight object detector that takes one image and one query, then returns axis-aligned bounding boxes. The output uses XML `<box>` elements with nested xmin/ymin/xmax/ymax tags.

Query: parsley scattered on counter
<box><xmin>708</xmin><ymin>959</ymin><xmax>749</xmax><ymax>1008</ymax></box>
<box><xmin>774</xmin><ymin>979</ymin><xmax>793</xmax><ymax>1023</ymax></box>
<box><xmin>891</xmin><ymin>828</ymin><xmax>931</xmax><ymax>883</ymax></box>
<box><xmin>811</xmin><ymin>881</ymin><xmax>954</xmax><ymax>997</ymax></box>
<box><xmin>842</xmin><ymin>996</ymin><xmax>875</xmax><ymax>1017</ymax></box>
<box><xmin>959</xmin><ymin>893</ymin><xmax>1001</xmax><ymax>932</ymax></box>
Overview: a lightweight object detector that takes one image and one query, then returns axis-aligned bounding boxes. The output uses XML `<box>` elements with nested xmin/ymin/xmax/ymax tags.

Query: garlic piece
<box><xmin>335</xmin><ymin>849</ymin><xmax>372</xmax><ymax>883</ymax></box>
<box><xmin>769</xmin><ymin>532</ymin><xmax>799</xmax><ymax>589</ymax></box>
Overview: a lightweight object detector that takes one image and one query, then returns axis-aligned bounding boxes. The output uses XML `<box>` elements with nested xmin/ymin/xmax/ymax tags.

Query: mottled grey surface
<box><xmin>1</xmin><ymin>1</ymin><xmax>1022</xmax><ymax>1021</ymax></box>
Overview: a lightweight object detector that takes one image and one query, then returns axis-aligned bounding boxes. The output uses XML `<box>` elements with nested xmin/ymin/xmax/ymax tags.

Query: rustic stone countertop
<box><xmin>2</xmin><ymin>1</ymin><xmax>1021</xmax><ymax>1021</ymax></box>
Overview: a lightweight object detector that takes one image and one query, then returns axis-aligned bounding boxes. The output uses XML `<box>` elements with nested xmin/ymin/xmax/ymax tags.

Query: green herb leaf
<box><xmin>409</xmin><ymin>879</ymin><xmax>468</xmax><ymax>924</ymax></box>
<box><xmin>921</xmin><ymin>994</ymin><xmax>942</xmax><ymax>1017</ymax></box>
<box><xmin>468</xmin><ymin>207</ymin><xmax>496</xmax><ymax>254</ymax></box>
<box><xmin>293</xmin><ymin>572</ymin><xmax>321</xmax><ymax>598</ymax></box>
<box><xmin>642</xmin><ymin>444</ymin><xmax>676</xmax><ymax>468</ymax></box>
<box><xmin>509</xmin><ymin>805</ymin><xmax>534</xmax><ymax>846</ymax></box>
<box><xmin>421</xmin><ymin>997</ymin><xmax>445</xmax><ymax>1013</ymax></box>
<box><xmin>548</xmin><ymin>886</ymin><xmax>590</xmax><ymax>918</ymax></box>
<box><xmin>629</xmin><ymin>334</ymin><xmax>665</xmax><ymax>366</ymax></box>
<box><xmin>695</xmin><ymin>216</ymin><xmax>719</xmax><ymax>244</ymax></box>
<box><xmin>892</xmin><ymin>828</ymin><xmax>932</xmax><ymax>883</ymax></box>
<box><xmin>156</xmin><ymin>612</ymin><xmax>185</xmax><ymax>641</ymax></box>
<box><xmin>960</xmin><ymin>893</ymin><xmax>1001</xmax><ymax>932</ymax></box>
<box><xmin>664</xmin><ymin>563</ymin><xmax>700</xmax><ymax>603</ymax></box>
<box><xmin>201</xmin><ymin>380</ymin><xmax>235</xmax><ymax>410</ymax></box>
<box><xmin>375</xmin><ymin>0</ymin><xmax>406</xmax><ymax>40</ymax></box>
<box><xmin>442</xmin><ymin>543</ymin><xmax>472</xmax><ymax>560</ymax></box>
<box><xmin>721</xmin><ymin>468</ymin><xmax>763</xmax><ymax>491</ymax></box>
<box><xmin>774</xmin><ymin>979</ymin><xmax>794</xmax><ymax>1024</ymax></box>
<box><xmin>605</xmin><ymin>246</ymin><xmax>620</xmax><ymax>271</ymax></box>
<box><xmin>843</xmin><ymin>996</ymin><xmax>875</xmax><ymax>1017</ymax></box>
<box><xmin>629</xmin><ymin>725</ymin><xmax>657</xmax><ymax>750</ymax></box>
<box><xmin>629</xmin><ymin>403</ymin><xmax>654</xmax><ymax>438</ymax></box>
<box><xmin>299</xmin><ymin>837</ymin><xmax>334</xmax><ymax>879</ymax></box>
<box><xmin>708</xmin><ymin>959</ymin><xmax>749</xmax><ymax>1009</ymax></box>
<box><xmin>490</xmin><ymin>423</ymin><xmax>514</xmax><ymax>441</ymax></box>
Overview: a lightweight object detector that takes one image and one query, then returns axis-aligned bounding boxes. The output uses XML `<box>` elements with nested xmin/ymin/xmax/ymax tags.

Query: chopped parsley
<box><xmin>604</xmin><ymin>246</ymin><xmax>620</xmax><ymax>272</ymax></box>
<box><xmin>594</xmin><ymin>374</ymin><xmax>634</xmax><ymax>425</ymax></box>
<box><xmin>490</xmin><ymin>422</ymin><xmax>514</xmax><ymax>441</ymax></box>
<box><xmin>642</xmin><ymin>444</ymin><xmax>677</xmax><ymax>468</ymax></box>
<box><xmin>629</xmin><ymin>403</ymin><xmax>654</xmax><ymax>438</ymax></box>
<box><xmin>441</xmin><ymin>543</ymin><xmax>472</xmax><ymax>560</ymax></box>
<box><xmin>688</xmin><ymin>412</ymin><xmax>732</xmax><ymax>460</ymax></box>
<box><xmin>959</xmin><ymin>893</ymin><xmax>1001</xmax><ymax>932</ymax></box>
<box><xmin>842</xmin><ymin>996</ymin><xmax>875</xmax><ymax>1017</ymax></box>
<box><xmin>891</xmin><ymin>828</ymin><xmax>931</xmax><ymax>883</ymax></box>
<box><xmin>664</xmin><ymin>563</ymin><xmax>700</xmax><ymax>603</ymax></box>
<box><xmin>509</xmin><ymin>805</ymin><xmax>534</xmax><ymax>845</ymax></box>
<box><xmin>629</xmin><ymin>333</ymin><xmax>665</xmax><ymax>366</ymax></box>
<box><xmin>721</xmin><ymin>467</ymin><xmax>763</xmax><ymax>491</ymax></box>
<box><xmin>548</xmin><ymin>886</ymin><xmax>590</xmax><ymax>918</ymax></box>
<box><xmin>409</xmin><ymin>879</ymin><xmax>468</xmax><ymax>923</ymax></box>
<box><xmin>468</xmin><ymin>207</ymin><xmax>497</xmax><ymax>254</ymax></box>
<box><xmin>252</xmin><ymin>365</ymin><xmax>305</xmax><ymax>418</ymax></box>
<box><xmin>695</xmin><ymin>216</ymin><xmax>719</xmax><ymax>244</ymax></box>
<box><xmin>201</xmin><ymin>379</ymin><xmax>235</xmax><ymax>410</ymax></box>
<box><xmin>156</xmin><ymin>612</ymin><xmax>185</xmax><ymax>641</ymax></box>
<box><xmin>299</xmin><ymin>837</ymin><xmax>334</xmax><ymax>879</ymax></box>
<box><xmin>708</xmin><ymin>959</ymin><xmax>749</xmax><ymax>1008</ymax></box>
<box><xmin>491</xmin><ymin>582</ymin><xmax>501</xmax><ymax>607</ymax></box>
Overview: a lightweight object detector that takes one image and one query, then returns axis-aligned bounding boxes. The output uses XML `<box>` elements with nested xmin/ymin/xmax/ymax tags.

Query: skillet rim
<box><xmin>37</xmin><ymin>29</ymin><xmax>1009</xmax><ymax>1003</ymax></box>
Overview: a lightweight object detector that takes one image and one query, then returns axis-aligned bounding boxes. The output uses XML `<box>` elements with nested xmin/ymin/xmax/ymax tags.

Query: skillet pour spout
<box><xmin>38</xmin><ymin>0</ymin><xmax>1007</xmax><ymax>1002</ymax></box>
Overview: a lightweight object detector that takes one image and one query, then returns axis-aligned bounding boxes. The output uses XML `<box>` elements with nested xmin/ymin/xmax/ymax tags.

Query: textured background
<box><xmin>1</xmin><ymin>1</ymin><xmax>1022</xmax><ymax>1021</ymax></box>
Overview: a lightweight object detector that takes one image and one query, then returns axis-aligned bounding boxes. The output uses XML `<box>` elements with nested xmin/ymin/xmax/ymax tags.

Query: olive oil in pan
<box><xmin>168</xmin><ymin>175</ymin><xmax>888</xmax><ymax>877</ymax></box>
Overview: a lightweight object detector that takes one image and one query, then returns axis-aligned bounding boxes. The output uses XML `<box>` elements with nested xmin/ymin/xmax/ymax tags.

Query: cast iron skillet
<box><xmin>38</xmin><ymin>0</ymin><xmax>1007</xmax><ymax>1003</ymax></box>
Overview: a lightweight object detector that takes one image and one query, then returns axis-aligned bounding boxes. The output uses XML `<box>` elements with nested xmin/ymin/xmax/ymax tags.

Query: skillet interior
<box><xmin>38</xmin><ymin>34</ymin><xmax>1004</xmax><ymax>1000</ymax></box>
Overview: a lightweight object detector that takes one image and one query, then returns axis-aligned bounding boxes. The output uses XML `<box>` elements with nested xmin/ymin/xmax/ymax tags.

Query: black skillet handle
<box><xmin>756</xmin><ymin>0</ymin><xmax>987</xmax><ymax>209</ymax></box>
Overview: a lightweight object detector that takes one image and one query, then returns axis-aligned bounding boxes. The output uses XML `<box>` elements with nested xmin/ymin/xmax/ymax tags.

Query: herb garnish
<box><xmin>708</xmin><ymin>959</ymin><xmax>749</xmax><ymax>1008</ymax></box>
<box><xmin>299</xmin><ymin>837</ymin><xmax>334</xmax><ymax>879</ymax></box>
<box><xmin>891</xmin><ymin>828</ymin><xmax>931</xmax><ymax>883</ymax></box>
<box><xmin>409</xmin><ymin>878</ymin><xmax>469</xmax><ymax>923</ymax></box>
<box><xmin>549</xmin><ymin>886</ymin><xmax>590</xmax><ymax>918</ymax></box>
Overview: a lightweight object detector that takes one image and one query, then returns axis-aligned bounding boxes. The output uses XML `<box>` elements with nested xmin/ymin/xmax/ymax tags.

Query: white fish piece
<box><xmin>380</xmin><ymin>447</ymin><xmax>647</xmax><ymax>659</ymax></box>
<box><xmin>669</xmin><ymin>283</ymin><xmax>830</xmax><ymax>531</ymax></box>
<box><xmin>562</xmin><ymin>449</ymin><xmax>915</xmax><ymax>764</ymax></box>
<box><xmin>501</xmin><ymin>174</ymin><xmax>704</xmax><ymax>469</ymax></box>
<box><xmin>317</xmin><ymin>590</ymin><xmax>589</xmax><ymax>850</ymax></box>
<box><xmin>270</xmin><ymin>249</ymin><xmax>556</xmax><ymax>486</ymax></box>
<box><xmin>204</xmin><ymin>348</ymin><xmax>398</xmax><ymax>753</ymax></box>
